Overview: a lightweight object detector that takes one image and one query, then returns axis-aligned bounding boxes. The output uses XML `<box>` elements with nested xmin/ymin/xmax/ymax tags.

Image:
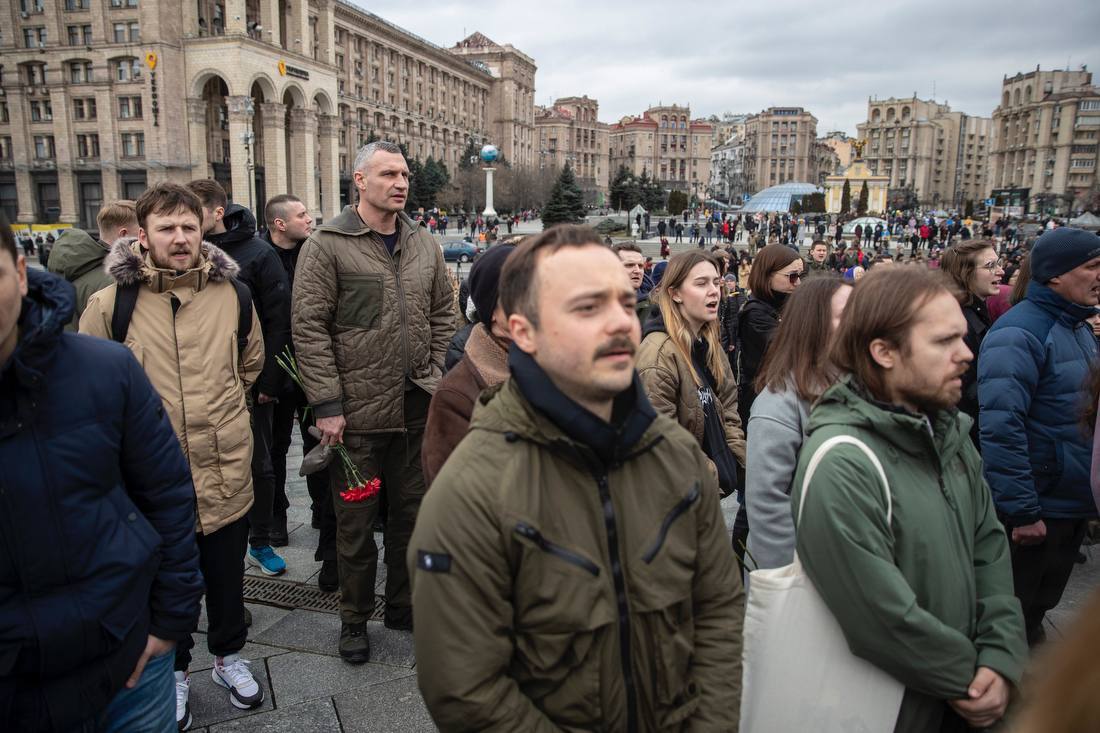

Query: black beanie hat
<box><xmin>1030</xmin><ymin>227</ymin><xmax>1100</xmax><ymax>283</ymax></box>
<box><xmin>469</xmin><ymin>244</ymin><xmax>515</xmax><ymax>323</ymax></box>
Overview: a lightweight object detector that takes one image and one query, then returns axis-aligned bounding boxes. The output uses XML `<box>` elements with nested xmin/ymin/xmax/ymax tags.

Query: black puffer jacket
<box><xmin>736</xmin><ymin>292</ymin><xmax>785</xmax><ymax>427</ymax></box>
<box><xmin>209</xmin><ymin>204</ymin><xmax>290</xmax><ymax>395</ymax></box>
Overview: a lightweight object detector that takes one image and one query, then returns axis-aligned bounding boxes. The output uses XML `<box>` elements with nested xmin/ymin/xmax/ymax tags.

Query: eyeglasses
<box><xmin>979</xmin><ymin>260</ymin><xmax>1003</xmax><ymax>273</ymax></box>
<box><xmin>785</xmin><ymin>271</ymin><xmax>803</xmax><ymax>283</ymax></box>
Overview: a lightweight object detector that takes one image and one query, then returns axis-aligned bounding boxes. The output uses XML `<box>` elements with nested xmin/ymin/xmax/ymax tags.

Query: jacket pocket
<box><xmin>514</xmin><ymin>522</ymin><xmax>600</xmax><ymax>576</ymax></box>
<box><xmin>336</xmin><ymin>273</ymin><xmax>383</xmax><ymax>330</ymax></box>
<box><xmin>213</xmin><ymin>410</ymin><xmax>253</xmax><ymax>499</ymax></box>
<box><xmin>642</xmin><ymin>483</ymin><xmax>700</xmax><ymax>563</ymax></box>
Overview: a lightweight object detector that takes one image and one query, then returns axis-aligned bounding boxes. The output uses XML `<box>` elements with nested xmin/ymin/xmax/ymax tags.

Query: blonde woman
<box><xmin>636</xmin><ymin>250</ymin><xmax>746</xmax><ymax>501</ymax></box>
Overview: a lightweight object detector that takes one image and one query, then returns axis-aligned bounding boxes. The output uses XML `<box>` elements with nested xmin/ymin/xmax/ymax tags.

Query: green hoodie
<box><xmin>46</xmin><ymin>228</ymin><xmax>113</xmax><ymax>331</ymax></box>
<box><xmin>791</xmin><ymin>376</ymin><xmax>1026</xmax><ymax>733</ymax></box>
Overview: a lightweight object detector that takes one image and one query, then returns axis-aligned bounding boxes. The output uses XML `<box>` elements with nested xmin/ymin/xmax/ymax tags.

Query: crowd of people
<box><xmin>2</xmin><ymin>137</ymin><xmax>1100</xmax><ymax>732</ymax></box>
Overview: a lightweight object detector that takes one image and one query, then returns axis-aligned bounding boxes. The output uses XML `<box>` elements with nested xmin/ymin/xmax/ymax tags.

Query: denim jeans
<box><xmin>71</xmin><ymin>648</ymin><xmax>175</xmax><ymax>732</ymax></box>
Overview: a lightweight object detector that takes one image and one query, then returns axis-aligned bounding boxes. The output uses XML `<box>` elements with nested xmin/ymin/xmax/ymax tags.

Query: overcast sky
<box><xmin>351</xmin><ymin>0</ymin><xmax>1099</xmax><ymax>135</ymax></box>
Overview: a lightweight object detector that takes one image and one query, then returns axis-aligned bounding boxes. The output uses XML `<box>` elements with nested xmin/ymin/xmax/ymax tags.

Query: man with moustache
<box><xmin>978</xmin><ymin>227</ymin><xmax>1100</xmax><ymax>646</ymax></box>
<box><xmin>409</xmin><ymin>225</ymin><xmax>744</xmax><ymax>731</ymax></box>
<box><xmin>792</xmin><ymin>268</ymin><xmax>1026</xmax><ymax>732</ymax></box>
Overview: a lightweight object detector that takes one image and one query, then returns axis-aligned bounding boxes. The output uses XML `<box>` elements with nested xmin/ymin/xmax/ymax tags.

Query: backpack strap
<box><xmin>110</xmin><ymin>282</ymin><xmax>140</xmax><ymax>344</ymax></box>
<box><xmin>230</xmin><ymin>278</ymin><xmax>252</xmax><ymax>355</ymax></box>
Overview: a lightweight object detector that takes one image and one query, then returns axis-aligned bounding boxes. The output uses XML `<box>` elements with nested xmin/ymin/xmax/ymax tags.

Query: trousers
<box><xmin>1009</xmin><ymin>516</ymin><xmax>1088</xmax><ymax>645</ymax></box>
<box><xmin>271</xmin><ymin>393</ymin><xmax>335</xmax><ymax>559</ymax></box>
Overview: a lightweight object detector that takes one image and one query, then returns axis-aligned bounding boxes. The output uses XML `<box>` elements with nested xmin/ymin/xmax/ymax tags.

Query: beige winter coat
<box><xmin>80</xmin><ymin>239</ymin><xmax>264</xmax><ymax>535</ymax></box>
<box><xmin>292</xmin><ymin>207</ymin><xmax>455</xmax><ymax>433</ymax></box>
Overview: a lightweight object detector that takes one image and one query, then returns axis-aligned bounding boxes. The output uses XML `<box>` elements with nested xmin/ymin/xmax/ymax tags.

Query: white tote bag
<box><xmin>739</xmin><ymin>435</ymin><xmax>905</xmax><ymax>733</ymax></box>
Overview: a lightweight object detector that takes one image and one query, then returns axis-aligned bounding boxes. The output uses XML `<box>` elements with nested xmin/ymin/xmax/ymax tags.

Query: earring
<box><xmin>673</xmin><ymin>298</ymin><xmax>682</xmax><ymax>304</ymax></box>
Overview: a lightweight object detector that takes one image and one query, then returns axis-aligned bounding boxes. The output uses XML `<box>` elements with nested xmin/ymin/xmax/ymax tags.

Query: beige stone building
<box><xmin>742</xmin><ymin>107</ymin><xmax>818</xmax><ymax>193</ymax></box>
<box><xmin>608</xmin><ymin>104</ymin><xmax>712</xmax><ymax>200</ymax></box>
<box><xmin>0</xmin><ymin>0</ymin><xmax>534</xmax><ymax>227</ymax></box>
<box><xmin>820</xmin><ymin>131</ymin><xmax>854</xmax><ymax>170</ymax></box>
<box><xmin>534</xmin><ymin>95</ymin><xmax>608</xmax><ymax>204</ymax></box>
<box><xmin>857</xmin><ymin>96</ymin><xmax>991</xmax><ymax>209</ymax></box>
<box><xmin>986</xmin><ymin>67</ymin><xmax>1100</xmax><ymax>213</ymax></box>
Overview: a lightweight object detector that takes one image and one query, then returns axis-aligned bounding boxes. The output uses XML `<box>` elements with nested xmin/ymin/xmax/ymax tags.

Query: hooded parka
<box><xmin>79</xmin><ymin>239</ymin><xmax>264</xmax><ymax>535</ymax></box>
<box><xmin>792</xmin><ymin>377</ymin><xmax>1027</xmax><ymax>733</ymax></box>
<box><xmin>45</xmin><ymin>227</ymin><xmax>113</xmax><ymax>331</ymax></box>
<box><xmin>410</xmin><ymin>349</ymin><xmax>745</xmax><ymax>732</ymax></box>
<box><xmin>292</xmin><ymin>206</ymin><xmax>455</xmax><ymax>432</ymax></box>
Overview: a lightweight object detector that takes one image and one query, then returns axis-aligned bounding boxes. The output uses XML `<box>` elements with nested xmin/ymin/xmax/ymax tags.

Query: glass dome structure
<box><xmin>741</xmin><ymin>182</ymin><xmax>823</xmax><ymax>213</ymax></box>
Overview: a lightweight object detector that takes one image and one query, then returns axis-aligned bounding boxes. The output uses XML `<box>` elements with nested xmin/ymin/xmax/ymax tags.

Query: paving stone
<box><xmin>209</xmin><ymin>697</ymin><xmax>341</xmax><ymax>732</ymax></box>
<box><xmin>253</xmin><ymin>609</ymin><xmax>342</xmax><ymax>656</ymax></box>
<box><xmin>186</xmin><ymin>633</ymin><xmax>292</xmax><ymax>673</ymax></box>
<box><xmin>364</xmin><ymin>622</ymin><xmax>416</xmax><ymax>668</ymax></box>
<box><xmin>334</xmin><ymin>674</ymin><xmax>436</xmax><ymax>733</ymax></box>
<box><xmin>188</xmin><ymin>655</ymin><xmax>274</xmax><ymax>728</ymax></box>
<box><xmin>265</xmin><ymin>651</ymin><xmax>414</xmax><ymax>707</ymax></box>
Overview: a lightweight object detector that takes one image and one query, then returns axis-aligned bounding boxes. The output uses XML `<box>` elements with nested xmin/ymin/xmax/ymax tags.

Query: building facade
<box><xmin>820</xmin><ymin>131</ymin><xmax>854</xmax><ymax>170</ymax></box>
<box><xmin>709</xmin><ymin>133</ymin><xmax>748</xmax><ymax>204</ymax></box>
<box><xmin>608</xmin><ymin>104</ymin><xmax>712</xmax><ymax>200</ymax></box>
<box><xmin>534</xmin><ymin>95</ymin><xmax>608</xmax><ymax>204</ymax></box>
<box><xmin>986</xmin><ymin>67</ymin><xmax>1099</xmax><ymax>213</ymax></box>
<box><xmin>857</xmin><ymin>96</ymin><xmax>991</xmax><ymax>209</ymax></box>
<box><xmin>0</xmin><ymin>0</ymin><xmax>533</xmax><ymax>227</ymax></box>
<box><xmin>742</xmin><ymin>107</ymin><xmax>818</xmax><ymax>194</ymax></box>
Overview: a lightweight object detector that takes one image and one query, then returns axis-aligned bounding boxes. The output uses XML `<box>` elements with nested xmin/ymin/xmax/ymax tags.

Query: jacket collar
<box><xmin>1025</xmin><ymin>281</ymin><xmax>1097</xmax><ymax>325</ymax></box>
<box><xmin>318</xmin><ymin>206</ymin><xmax>423</xmax><ymax>239</ymax></box>
<box><xmin>464</xmin><ymin>323</ymin><xmax>510</xmax><ymax>387</ymax></box>
<box><xmin>104</xmin><ymin>237</ymin><xmax>239</xmax><ymax>294</ymax></box>
<box><xmin>1</xmin><ymin>269</ymin><xmax>75</xmax><ymax>436</ymax></box>
<box><xmin>507</xmin><ymin>346</ymin><xmax>657</xmax><ymax>468</ymax></box>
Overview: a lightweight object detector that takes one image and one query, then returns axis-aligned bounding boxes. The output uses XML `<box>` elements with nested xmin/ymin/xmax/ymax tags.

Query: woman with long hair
<box><xmin>745</xmin><ymin>276</ymin><xmax>852</xmax><ymax>570</ymax></box>
<box><xmin>636</xmin><ymin>250</ymin><xmax>746</xmax><ymax>502</ymax></box>
<box><xmin>941</xmin><ymin>240</ymin><xmax>1005</xmax><ymax>448</ymax></box>
<box><xmin>736</xmin><ymin>244</ymin><xmax>803</xmax><ymax>427</ymax></box>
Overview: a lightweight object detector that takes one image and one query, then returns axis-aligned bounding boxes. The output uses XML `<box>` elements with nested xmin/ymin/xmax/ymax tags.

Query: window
<box><xmin>120</xmin><ymin>132</ymin><xmax>144</xmax><ymax>157</ymax></box>
<box><xmin>34</xmin><ymin>135</ymin><xmax>56</xmax><ymax>159</ymax></box>
<box><xmin>76</xmin><ymin>133</ymin><xmax>99</xmax><ymax>158</ymax></box>
<box><xmin>25</xmin><ymin>63</ymin><xmax>47</xmax><ymax>85</ymax></box>
<box><xmin>110</xmin><ymin>0</ymin><xmax>138</xmax><ymax>6</ymax></box>
<box><xmin>0</xmin><ymin>137</ymin><xmax>12</xmax><ymax>161</ymax></box>
<box><xmin>68</xmin><ymin>60</ymin><xmax>93</xmax><ymax>83</ymax></box>
<box><xmin>72</xmin><ymin>97</ymin><xmax>96</xmax><ymax>119</ymax></box>
<box><xmin>20</xmin><ymin>0</ymin><xmax>45</xmax><ymax>13</ymax></box>
<box><xmin>113</xmin><ymin>22</ymin><xmax>139</xmax><ymax>43</ymax></box>
<box><xmin>24</xmin><ymin>27</ymin><xmax>47</xmax><ymax>48</ymax></box>
<box><xmin>68</xmin><ymin>24</ymin><xmax>92</xmax><ymax>45</ymax></box>
<box><xmin>118</xmin><ymin>96</ymin><xmax>142</xmax><ymax>118</ymax></box>
<box><xmin>0</xmin><ymin>101</ymin><xmax>7</xmax><ymax>124</ymax></box>
<box><xmin>1071</xmin><ymin>158</ymin><xmax>1095</xmax><ymax>168</ymax></box>
<box><xmin>114</xmin><ymin>57</ymin><xmax>141</xmax><ymax>81</ymax></box>
<box><xmin>65</xmin><ymin>0</ymin><xmax>90</xmax><ymax>9</ymax></box>
<box><xmin>29</xmin><ymin>100</ymin><xmax>52</xmax><ymax>122</ymax></box>
<box><xmin>1081</xmin><ymin>100</ymin><xmax>1100</xmax><ymax>111</ymax></box>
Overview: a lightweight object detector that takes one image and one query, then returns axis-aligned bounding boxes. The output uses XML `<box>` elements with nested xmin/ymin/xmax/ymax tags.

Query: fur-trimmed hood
<box><xmin>104</xmin><ymin>236</ymin><xmax>240</xmax><ymax>288</ymax></box>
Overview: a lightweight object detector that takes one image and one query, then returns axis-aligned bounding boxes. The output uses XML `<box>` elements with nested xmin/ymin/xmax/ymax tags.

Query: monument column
<box><xmin>186</xmin><ymin>98</ymin><xmax>210</xmax><ymax>180</ymax></box>
<box><xmin>226</xmin><ymin>95</ymin><xmax>255</xmax><ymax>209</ymax></box>
<box><xmin>289</xmin><ymin>107</ymin><xmax>318</xmax><ymax>215</ymax></box>
<box><xmin>317</xmin><ymin>113</ymin><xmax>341</xmax><ymax>219</ymax></box>
<box><xmin>260</xmin><ymin>101</ymin><xmax>288</xmax><ymax>196</ymax></box>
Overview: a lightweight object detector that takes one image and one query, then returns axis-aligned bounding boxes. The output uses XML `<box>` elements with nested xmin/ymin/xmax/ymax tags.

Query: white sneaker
<box><xmin>212</xmin><ymin>654</ymin><xmax>264</xmax><ymax>709</ymax></box>
<box><xmin>174</xmin><ymin>671</ymin><xmax>192</xmax><ymax>731</ymax></box>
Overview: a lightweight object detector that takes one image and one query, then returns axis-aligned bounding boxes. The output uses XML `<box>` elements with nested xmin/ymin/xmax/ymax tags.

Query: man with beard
<box><xmin>791</xmin><ymin>267</ymin><xmax>1026</xmax><ymax>732</ymax></box>
<box><xmin>410</xmin><ymin>225</ymin><xmax>744</xmax><ymax>731</ymax></box>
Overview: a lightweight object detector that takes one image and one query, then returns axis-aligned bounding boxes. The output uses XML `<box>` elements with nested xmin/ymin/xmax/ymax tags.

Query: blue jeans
<box><xmin>77</xmin><ymin>648</ymin><xmax>175</xmax><ymax>733</ymax></box>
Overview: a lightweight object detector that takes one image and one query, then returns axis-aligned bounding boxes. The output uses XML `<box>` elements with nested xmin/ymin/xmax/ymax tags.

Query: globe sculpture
<box><xmin>479</xmin><ymin>144</ymin><xmax>500</xmax><ymax>165</ymax></box>
<box><xmin>480</xmin><ymin>144</ymin><xmax>499</xmax><ymax>218</ymax></box>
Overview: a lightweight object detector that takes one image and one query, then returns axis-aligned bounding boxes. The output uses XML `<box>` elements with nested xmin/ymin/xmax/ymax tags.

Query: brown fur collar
<box><xmin>104</xmin><ymin>236</ymin><xmax>240</xmax><ymax>286</ymax></box>
<box><xmin>464</xmin><ymin>323</ymin><xmax>510</xmax><ymax>387</ymax></box>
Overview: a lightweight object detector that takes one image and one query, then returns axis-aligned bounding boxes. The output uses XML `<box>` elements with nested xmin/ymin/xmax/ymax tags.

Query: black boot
<box><xmin>318</xmin><ymin>551</ymin><xmax>339</xmax><ymax>594</ymax></box>
<box><xmin>339</xmin><ymin>622</ymin><xmax>370</xmax><ymax>664</ymax></box>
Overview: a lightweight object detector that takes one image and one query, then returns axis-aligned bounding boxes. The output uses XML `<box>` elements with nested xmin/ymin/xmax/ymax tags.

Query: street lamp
<box><xmin>240</xmin><ymin>130</ymin><xmax>256</xmax><ymax>214</ymax></box>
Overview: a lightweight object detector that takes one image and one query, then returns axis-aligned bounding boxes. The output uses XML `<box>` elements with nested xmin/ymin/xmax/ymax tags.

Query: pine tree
<box><xmin>856</xmin><ymin>183</ymin><xmax>869</xmax><ymax>215</ymax></box>
<box><xmin>610</xmin><ymin>165</ymin><xmax>639</xmax><ymax>211</ymax></box>
<box><xmin>542</xmin><ymin>164</ymin><xmax>587</xmax><ymax>228</ymax></box>
<box><xmin>841</xmin><ymin>179</ymin><xmax>852</xmax><ymax>214</ymax></box>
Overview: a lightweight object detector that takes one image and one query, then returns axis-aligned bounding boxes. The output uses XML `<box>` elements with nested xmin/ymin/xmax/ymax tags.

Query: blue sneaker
<box><xmin>247</xmin><ymin>546</ymin><xmax>286</xmax><ymax>576</ymax></box>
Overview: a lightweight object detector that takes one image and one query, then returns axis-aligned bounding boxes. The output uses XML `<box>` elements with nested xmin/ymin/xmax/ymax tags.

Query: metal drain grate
<box><xmin>243</xmin><ymin>576</ymin><xmax>384</xmax><ymax>619</ymax></box>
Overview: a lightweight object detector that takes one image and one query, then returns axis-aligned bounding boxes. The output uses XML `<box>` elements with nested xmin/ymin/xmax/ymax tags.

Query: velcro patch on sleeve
<box><xmin>417</xmin><ymin>550</ymin><xmax>452</xmax><ymax>573</ymax></box>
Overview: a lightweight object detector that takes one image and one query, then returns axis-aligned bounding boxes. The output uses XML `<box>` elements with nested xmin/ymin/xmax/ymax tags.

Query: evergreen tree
<box><xmin>610</xmin><ymin>165</ymin><xmax>640</xmax><ymax>211</ymax></box>
<box><xmin>458</xmin><ymin>138</ymin><xmax>481</xmax><ymax>170</ymax></box>
<box><xmin>404</xmin><ymin>156</ymin><xmax>426</xmax><ymax>212</ymax></box>
<box><xmin>667</xmin><ymin>190</ymin><xmax>688</xmax><ymax>216</ymax></box>
<box><xmin>841</xmin><ymin>179</ymin><xmax>852</xmax><ymax>214</ymax></box>
<box><xmin>541</xmin><ymin>164</ymin><xmax>587</xmax><ymax>228</ymax></box>
<box><xmin>856</xmin><ymin>183</ymin><xmax>869</xmax><ymax>215</ymax></box>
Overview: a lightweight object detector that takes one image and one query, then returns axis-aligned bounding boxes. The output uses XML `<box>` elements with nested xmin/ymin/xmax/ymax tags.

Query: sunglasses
<box><xmin>784</xmin><ymin>271</ymin><xmax>803</xmax><ymax>283</ymax></box>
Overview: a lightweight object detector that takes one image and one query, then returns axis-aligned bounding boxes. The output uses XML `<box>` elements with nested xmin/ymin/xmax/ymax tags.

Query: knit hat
<box><xmin>1030</xmin><ymin>227</ymin><xmax>1100</xmax><ymax>283</ymax></box>
<box><xmin>468</xmin><ymin>244</ymin><xmax>515</xmax><ymax>323</ymax></box>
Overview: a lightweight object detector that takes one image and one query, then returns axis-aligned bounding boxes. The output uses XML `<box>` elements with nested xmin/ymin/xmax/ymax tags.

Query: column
<box><xmin>316</xmin><ymin>0</ymin><xmax>335</xmax><ymax>65</ymax></box>
<box><xmin>260</xmin><ymin>101</ymin><xmax>288</xmax><ymax>195</ymax></box>
<box><xmin>260</xmin><ymin>0</ymin><xmax>280</xmax><ymax>47</ymax></box>
<box><xmin>316</xmin><ymin>113</ymin><xmax>340</xmax><ymax>219</ymax></box>
<box><xmin>224</xmin><ymin>0</ymin><xmax>247</xmax><ymax>35</ymax></box>
<box><xmin>97</xmin><ymin>88</ymin><xmax>121</xmax><ymax>202</ymax></box>
<box><xmin>186</xmin><ymin>97</ymin><xmax>210</xmax><ymax>180</ymax></box>
<box><xmin>291</xmin><ymin>0</ymin><xmax>310</xmax><ymax>58</ymax></box>
<box><xmin>226</xmin><ymin>95</ymin><xmax>255</xmax><ymax>208</ymax></box>
<box><xmin>289</xmin><ymin>107</ymin><xmax>317</xmax><ymax>214</ymax></box>
<box><xmin>48</xmin><ymin>91</ymin><xmax>79</xmax><ymax>224</ymax></box>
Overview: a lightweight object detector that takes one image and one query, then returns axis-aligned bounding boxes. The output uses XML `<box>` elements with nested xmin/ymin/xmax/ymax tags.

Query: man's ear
<box><xmin>215</xmin><ymin>206</ymin><xmax>225</xmax><ymax>223</ymax></box>
<box><xmin>868</xmin><ymin>338</ymin><xmax>896</xmax><ymax>371</ymax></box>
<box><xmin>509</xmin><ymin>313</ymin><xmax>537</xmax><ymax>356</ymax></box>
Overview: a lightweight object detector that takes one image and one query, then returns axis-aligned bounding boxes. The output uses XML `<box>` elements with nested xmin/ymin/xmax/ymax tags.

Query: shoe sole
<box><xmin>318</xmin><ymin>581</ymin><xmax>338</xmax><ymax>593</ymax></box>
<box><xmin>340</xmin><ymin>649</ymin><xmax>370</xmax><ymax>664</ymax></box>
<box><xmin>211</xmin><ymin>668</ymin><xmax>264</xmax><ymax>709</ymax></box>
<box><xmin>246</xmin><ymin>553</ymin><xmax>286</xmax><ymax>576</ymax></box>
<box><xmin>178</xmin><ymin>708</ymin><xmax>192</xmax><ymax>731</ymax></box>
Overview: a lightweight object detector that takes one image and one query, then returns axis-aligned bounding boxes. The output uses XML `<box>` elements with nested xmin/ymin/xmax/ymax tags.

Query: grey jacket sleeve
<box><xmin>745</xmin><ymin>387</ymin><xmax>808</xmax><ymax>570</ymax></box>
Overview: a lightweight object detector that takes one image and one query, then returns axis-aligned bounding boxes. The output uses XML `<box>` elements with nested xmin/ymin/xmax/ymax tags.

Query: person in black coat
<box><xmin>189</xmin><ymin>181</ymin><xmax>293</xmax><ymax>566</ymax></box>
<box><xmin>0</xmin><ymin>226</ymin><xmax>202</xmax><ymax>732</ymax></box>
<box><xmin>737</xmin><ymin>244</ymin><xmax>803</xmax><ymax>427</ymax></box>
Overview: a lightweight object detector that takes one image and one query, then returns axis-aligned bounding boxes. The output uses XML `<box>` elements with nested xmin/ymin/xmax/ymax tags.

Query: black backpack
<box><xmin>111</xmin><ymin>279</ymin><xmax>252</xmax><ymax>354</ymax></box>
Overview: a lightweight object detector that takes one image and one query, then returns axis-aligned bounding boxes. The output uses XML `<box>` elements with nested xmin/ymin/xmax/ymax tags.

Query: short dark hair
<box><xmin>810</xmin><ymin>240</ymin><xmax>829</xmax><ymax>251</ymax></box>
<box><xmin>186</xmin><ymin>179</ymin><xmax>228</xmax><ymax>211</ymax></box>
<box><xmin>748</xmin><ymin>244</ymin><xmax>801</xmax><ymax>300</ymax></box>
<box><xmin>265</xmin><ymin>194</ymin><xmax>303</xmax><ymax>229</ymax></box>
<box><xmin>135</xmin><ymin>183</ymin><xmax>204</xmax><ymax>230</ymax></box>
<box><xmin>500</xmin><ymin>224</ymin><xmax>604</xmax><ymax>327</ymax></box>
<box><xmin>0</xmin><ymin>214</ymin><xmax>16</xmax><ymax>263</ymax></box>
<box><xmin>612</xmin><ymin>242</ymin><xmax>642</xmax><ymax>257</ymax></box>
<box><xmin>830</xmin><ymin>267</ymin><xmax>950</xmax><ymax>400</ymax></box>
